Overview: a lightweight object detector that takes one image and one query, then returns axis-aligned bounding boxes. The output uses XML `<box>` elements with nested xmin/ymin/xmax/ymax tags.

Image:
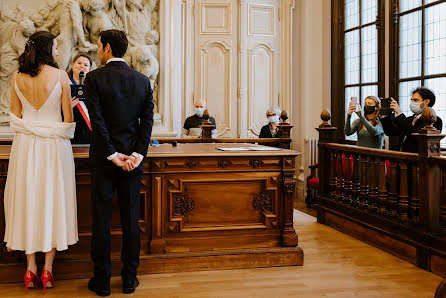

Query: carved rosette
<box><xmin>173</xmin><ymin>193</ymin><xmax>195</xmax><ymax>216</ymax></box>
<box><xmin>253</xmin><ymin>191</ymin><xmax>273</xmax><ymax>212</ymax></box>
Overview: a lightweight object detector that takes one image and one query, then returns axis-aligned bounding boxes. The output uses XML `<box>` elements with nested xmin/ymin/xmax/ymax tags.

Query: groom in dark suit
<box><xmin>85</xmin><ymin>30</ymin><xmax>154</xmax><ymax>296</ymax></box>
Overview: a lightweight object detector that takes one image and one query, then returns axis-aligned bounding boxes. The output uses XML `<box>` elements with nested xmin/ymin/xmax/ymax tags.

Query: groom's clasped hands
<box><xmin>111</xmin><ymin>153</ymin><xmax>142</xmax><ymax>172</ymax></box>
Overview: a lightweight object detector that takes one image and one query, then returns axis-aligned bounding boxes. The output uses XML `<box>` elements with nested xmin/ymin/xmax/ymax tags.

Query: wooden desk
<box><xmin>0</xmin><ymin>144</ymin><xmax>303</xmax><ymax>282</ymax></box>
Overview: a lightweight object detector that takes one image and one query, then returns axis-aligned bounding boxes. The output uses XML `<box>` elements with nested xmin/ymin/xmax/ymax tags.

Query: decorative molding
<box><xmin>172</xmin><ymin>193</ymin><xmax>195</xmax><ymax>216</ymax></box>
<box><xmin>200</xmin><ymin>2</ymin><xmax>232</xmax><ymax>34</ymax></box>
<box><xmin>247</xmin><ymin>43</ymin><xmax>275</xmax><ymax>135</ymax></box>
<box><xmin>253</xmin><ymin>191</ymin><xmax>273</xmax><ymax>212</ymax></box>
<box><xmin>199</xmin><ymin>40</ymin><xmax>232</xmax><ymax>136</ymax></box>
<box><xmin>248</xmin><ymin>4</ymin><xmax>275</xmax><ymax>36</ymax></box>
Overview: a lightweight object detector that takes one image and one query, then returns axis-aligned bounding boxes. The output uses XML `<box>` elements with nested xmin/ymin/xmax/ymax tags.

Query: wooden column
<box><xmin>201</xmin><ymin>109</ymin><xmax>215</xmax><ymax>143</ymax></box>
<box><xmin>377</xmin><ymin>159</ymin><xmax>388</xmax><ymax>215</ymax></box>
<box><xmin>399</xmin><ymin>161</ymin><xmax>409</xmax><ymax>221</ymax></box>
<box><xmin>359</xmin><ymin>155</ymin><xmax>368</xmax><ymax>210</ymax></box>
<box><xmin>329</xmin><ymin>150</ymin><xmax>337</xmax><ymax>200</ymax></box>
<box><xmin>388</xmin><ymin>160</ymin><xmax>398</xmax><ymax>217</ymax></box>
<box><xmin>410</xmin><ymin>164</ymin><xmax>420</xmax><ymax>224</ymax></box>
<box><xmin>351</xmin><ymin>154</ymin><xmax>360</xmax><ymax>207</ymax></box>
<box><xmin>416</xmin><ymin>107</ymin><xmax>445</xmax><ymax>234</ymax></box>
<box><xmin>282</xmin><ymin>166</ymin><xmax>298</xmax><ymax>247</ymax></box>
<box><xmin>343</xmin><ymin>154</ymin><xmax>352</xmax><ymax>204</ymax></box>
<box><xmin>368</xmin><ymin>157</ymin><xmax>378</xmax><ymax>212</ymax></box>
<box><xmin>279</xmin><ymin>110</ymin><xmax>293</xmax><ymax>149</ymax></box>
<box><xmin>316</xmin><ymin>109</ymin><xmax>337</xmax><ymax>198</ymax></box>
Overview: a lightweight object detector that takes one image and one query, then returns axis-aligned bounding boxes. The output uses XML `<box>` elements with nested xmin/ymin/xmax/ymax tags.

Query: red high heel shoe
<box><xmin>40</xmin><ymin>270</ymin><xmax>55</xmax><ymax>293</ymax></box>
<box><xmin>24</xmin><ymin>270</ymin><xmax>40</xmax><ymax>293</ymax></box>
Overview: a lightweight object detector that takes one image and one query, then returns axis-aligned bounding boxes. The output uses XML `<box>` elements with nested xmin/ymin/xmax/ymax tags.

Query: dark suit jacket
<box><xmin>85</xmin><ymin>61</ymin><xmax>154</xmax><ymax>163</ymax></box>
<box><xmin>259</xmin><ymin>124</ymin><xmax>280</xmax><ymax>147</ymax></box>
<box><xmin>380</xmin><ymin>113</ymin><xmax>443</xmax><ymax>153</ymax></box>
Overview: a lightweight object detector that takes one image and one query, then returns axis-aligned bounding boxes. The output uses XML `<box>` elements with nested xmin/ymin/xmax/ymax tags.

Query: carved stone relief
<box><xmin>0</xmin><ymin>0</ymin><xmax>160</xmax><ymax>124</ymax></box>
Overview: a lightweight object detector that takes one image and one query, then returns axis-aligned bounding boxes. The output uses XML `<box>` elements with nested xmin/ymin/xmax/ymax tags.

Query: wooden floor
<box><xmin>0</xmin><ymin>207</ymin><xmax>442</xmax><ymax>297</ymax></box>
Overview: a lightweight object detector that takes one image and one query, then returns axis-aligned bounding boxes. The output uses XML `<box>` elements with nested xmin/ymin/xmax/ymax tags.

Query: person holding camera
<box><xmin>345</xmin><ymin>96</ymin><xmax>385</xmax><ymax>149</ymax></box>
<box><xmin>380</xmin><ymin>87</ymin><xmax>442</xmax><ymax>153</ymax></box>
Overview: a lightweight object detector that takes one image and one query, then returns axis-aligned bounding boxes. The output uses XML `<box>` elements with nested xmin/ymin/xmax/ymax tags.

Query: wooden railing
<box><xmin>316</xmin><ymin>108</ymin><xmax>446</xmax><ymax>278</ymax></box>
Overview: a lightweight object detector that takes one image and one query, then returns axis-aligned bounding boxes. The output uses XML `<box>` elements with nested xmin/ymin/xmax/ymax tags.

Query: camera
<box><xmin>380</xmin><ymin>97</ymin><xmax>393</xmax><ymax>116</ymax></box>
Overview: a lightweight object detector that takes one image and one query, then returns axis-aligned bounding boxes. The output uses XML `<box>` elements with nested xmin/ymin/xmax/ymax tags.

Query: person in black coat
<box><xmin>259</xmin><ymin>106</ymin><xmax>281</xmax><ymax>147</ymax></box>
<box><xmin>68</xmin><ymin>53</ymin><xmax>93</xmax><ymax>144</ymax></box>
<box><xmin>85</xmin><ymin>30</ymin><xmax>154</xmax><ymax>296</ymax></box>
<box><xmin>380</xmin><ymin>87</ymin><xmax>442</xmax><ymax>153</ymax></box>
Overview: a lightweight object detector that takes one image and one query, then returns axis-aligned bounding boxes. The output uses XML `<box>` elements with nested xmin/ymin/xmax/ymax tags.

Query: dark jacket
<box><xmin>380</xmin><ymin>113</ymin><xmax>443</xmax><ymax>153</ymax></box>
<box><xmin>70</xmin><ymin>78</ymin><xmax>91</xmax><ymax>144</ymax></box>
<box><xmin>259</xmin><ymin>124</ymin><xmax>280</xmax><ymax>147</ymax></box>
<box><xmin>85</xmin><ymin>61</ymin><xmax>154</xmax><ymax>163</ymax></box>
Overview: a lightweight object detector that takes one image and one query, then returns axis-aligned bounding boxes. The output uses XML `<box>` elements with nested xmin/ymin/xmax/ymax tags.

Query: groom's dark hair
<box><xmin>99</xmin><ymin>30</ymin><xmax>128</xmax><ymax>58</ymax></box>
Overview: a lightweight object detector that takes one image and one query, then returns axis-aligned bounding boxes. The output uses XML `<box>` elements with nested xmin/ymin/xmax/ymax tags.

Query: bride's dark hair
<box><xmin>18</xmin><ymin>31</ymin><xmax>58</xmax><ymax>77</ymax></box>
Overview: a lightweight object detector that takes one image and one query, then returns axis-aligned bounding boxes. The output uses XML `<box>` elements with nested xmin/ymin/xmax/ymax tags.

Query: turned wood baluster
<box><xmin>343</xmin><ymin>154</ymin><xmax>352</xmax><ymax>204</ymax></box>
<box><xmin>336</xmin><ymin>152</ymin><xmax>344</xmax><ymax>202</ymax></box>
<box><xmin>388</xmin><ymin>160</ymin><xmax>398</xmax><ymax>217</ymax></box>
<box><xmin>398</xmin><ymin>161</ymin><xmax>409</xmax><ymax>221</ymax></box>
<box><xmin>359</xmin><ymin>155</ymin><xmax>368</xmax><ymax>209</ymax></box>
<box><xmin>350</xmin><ymin>154</ymin><xmax>360</xmax><ymax>207</ymax></box>
<box><xmin>410</xmin><ymin>165</ymin><xmax>420</xmax><ymax>223</ymax></box>
<box><xmin>329</xmin><ymin>150</ymin><xmax>337</xmax><ymax>200</ymax></box>
<box><xmin>441</xmin><ymin>170</ymin><xmax>446</xmax><ymax>236</ymax></box>
<box><xmin>377</xmin><ymin>159</ymin><xmax>388</xmax><ymax>215</ymax></box>
<box><xmin>368</xmin><ymin>157</ymin><xmax>378</xmax><ymax>212</ymax></box>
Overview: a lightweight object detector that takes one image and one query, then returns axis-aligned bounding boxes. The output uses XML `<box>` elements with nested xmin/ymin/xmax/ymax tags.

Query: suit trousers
<box><xmin>90</xmin><ymin>160</ymin><xmax>142</xmax><ymax>286</ymax></box>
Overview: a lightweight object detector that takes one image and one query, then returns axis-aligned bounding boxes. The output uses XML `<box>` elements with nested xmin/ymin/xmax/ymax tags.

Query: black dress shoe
<box><xmin>88</xmin><ymin>278</ymin><xmax>110</xmax><ymax>297</ymax></box>
<box><xmin>122</xmin><ymin>277</ymin><xmax>139</xmax><ymax>294</ymax></box>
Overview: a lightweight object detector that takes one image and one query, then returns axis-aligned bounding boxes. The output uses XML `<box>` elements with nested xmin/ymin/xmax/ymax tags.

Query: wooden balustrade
<box><xmin>315</xmin><ymin>108</ymin><xmax>446</xmax><ymax>278</ymax></box>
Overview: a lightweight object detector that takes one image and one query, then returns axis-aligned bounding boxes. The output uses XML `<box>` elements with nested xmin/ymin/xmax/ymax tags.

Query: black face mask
<box><xmin>364</xmin><ymin>105</ymin><xmax>376</xmax><ymax>115</ymax></box>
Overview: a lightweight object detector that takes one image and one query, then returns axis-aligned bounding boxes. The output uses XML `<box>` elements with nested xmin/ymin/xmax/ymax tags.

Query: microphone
<box><xmin>79</xmin><ymin>71</ymin><xmax>85</xmax><ymax>85</ymax></box>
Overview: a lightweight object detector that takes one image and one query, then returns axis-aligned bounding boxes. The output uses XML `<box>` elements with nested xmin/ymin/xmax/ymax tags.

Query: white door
<box><xmin>239</xmin><ymin>0</ymin><xmax>281</xmax><ymax>138</ymax></box>
<box><xmin>194</xmin><ymin>0</ymin><xmax>238</xmax><ymax>138</ymax></box>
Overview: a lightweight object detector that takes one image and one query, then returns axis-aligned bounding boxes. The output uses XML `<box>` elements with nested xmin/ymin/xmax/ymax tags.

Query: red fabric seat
<box><xmin>308</xmin><ymin>178</ymin><xmax>319</xmax><ymax>188</ymax></box>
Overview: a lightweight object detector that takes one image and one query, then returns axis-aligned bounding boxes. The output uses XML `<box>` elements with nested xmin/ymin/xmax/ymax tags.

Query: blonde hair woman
<box><xmin>345</xmin><ymin>96</ymin><xmax>385</xmax><ymax>149</ymax></box>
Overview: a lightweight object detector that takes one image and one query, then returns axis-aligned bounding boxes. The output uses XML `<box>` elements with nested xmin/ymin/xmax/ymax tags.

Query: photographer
<box><xmin>380</xmin><ymin>87</ymin><xmax>442</xmax><ymax>153</ymax></box>
<box><xmin>345</xmin><ymin>96</ymin><xmax>385</xmax><ymax>149</ymax></box>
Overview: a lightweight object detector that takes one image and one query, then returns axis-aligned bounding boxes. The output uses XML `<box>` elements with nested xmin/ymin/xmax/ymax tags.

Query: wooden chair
<box><xmin>305</xmin><ymin>163</ymin><xmax>319</xmax><ymax>207</ymax></box>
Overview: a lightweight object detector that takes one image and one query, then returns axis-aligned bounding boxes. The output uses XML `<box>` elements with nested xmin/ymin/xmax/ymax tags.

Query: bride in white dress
<box><xmin>3</xmin><ymin>31</ymin><xmax>77</xmax><ymax>293</ymax></box>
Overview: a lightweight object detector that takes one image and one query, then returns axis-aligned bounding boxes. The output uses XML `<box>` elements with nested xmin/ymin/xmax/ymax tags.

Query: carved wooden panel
<box><xmin>165</xmin><ymin>172</ymin><xmax>280</xmax><ymax>234</ymax></box>
<box><xmin>153</xmin><ymin>157</ymin><xmax>283</xmax><ymax>173</ymax></box>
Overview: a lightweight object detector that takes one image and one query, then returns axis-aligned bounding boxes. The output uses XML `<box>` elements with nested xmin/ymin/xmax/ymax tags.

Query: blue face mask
<box><xmin>195</xmin><ymin>108</ymin><xmax>205</xmax><ymax>117</ymax></box>
<box><xmin>410</xmin><ymin>101</ymin><xmax>425</xmax><ymax>115</ymax></box>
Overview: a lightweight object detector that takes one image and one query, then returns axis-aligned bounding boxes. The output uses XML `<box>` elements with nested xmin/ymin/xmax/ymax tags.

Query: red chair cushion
<box><xmin>308</xmin><ymin>178</ymin><xmax>319</xmax><ymax>188</ymax></box>
<box><xmin>385</xmin><ymin>160</ymin><xmax>390</xmax><ymax>178</ymax></box>
<box><xmin>335</xmin><ymin>154</ymin><xmax>354</xmax><ymax>178</ymax></box>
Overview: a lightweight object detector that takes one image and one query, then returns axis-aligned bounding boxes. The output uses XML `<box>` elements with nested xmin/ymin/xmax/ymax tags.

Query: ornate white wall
<box><xmin>0</xmin><ymin>0</ymin><xmax>296</xmax><ymax>140</ymax></box>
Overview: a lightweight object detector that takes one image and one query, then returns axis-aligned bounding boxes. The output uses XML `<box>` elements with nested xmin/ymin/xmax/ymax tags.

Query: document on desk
<box><xmin>217</xmin><ymin>146</ymin><xmax>281</xmax><ymax>151</ymax></box>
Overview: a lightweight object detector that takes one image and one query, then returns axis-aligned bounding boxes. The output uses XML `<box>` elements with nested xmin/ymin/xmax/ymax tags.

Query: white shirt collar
<box><xmin>106</xmin><ymin>58</ymin><xmax>126</xmax><ymax>64</ymax></box>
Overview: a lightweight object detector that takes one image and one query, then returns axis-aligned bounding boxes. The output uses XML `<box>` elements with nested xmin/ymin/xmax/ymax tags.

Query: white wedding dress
<box><xmin>3</xmin><ymin>74</ymin><xmax>78</xmax><ymax>254</ymax></box>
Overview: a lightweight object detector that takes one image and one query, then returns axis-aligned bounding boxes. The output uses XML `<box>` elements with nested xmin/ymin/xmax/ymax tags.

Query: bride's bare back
<box><xmin>11</xmin><ymin>65</ymin><xmax>73</xmax><ymax>122</ymax></box>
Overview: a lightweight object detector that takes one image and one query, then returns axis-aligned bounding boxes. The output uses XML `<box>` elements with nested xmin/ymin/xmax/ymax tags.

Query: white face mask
<box><xmin>195</xmin><ymin>107</ymin><xmax>205</xmax><ymax>117</ymax></box>
<box><xmin>268</xmin><ymin>115</ymin><xmax>280</xmax><ymax>124</ymax></box>
<box><xmin>410</xmin><ymin>102</ymin><xmax>425</xmax><ymax>115</ymax></box>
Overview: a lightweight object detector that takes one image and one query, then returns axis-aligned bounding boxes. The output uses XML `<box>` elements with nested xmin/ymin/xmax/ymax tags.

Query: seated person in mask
<box><xmin>259</xmin><ymin>106</ymin><xmax>281</xmax><ymax>147</ymax></box>
<box><xmin>345</xmin><ymin>96</ymin><xmax>385</xmax><ymax>149</ymax></box>
<box><xmin>380</xmin><ymin>87</ymin><xmax>442</xmax><ymax>153</ymax></box>
<box><xmin>182</xmin><ymin>99</ymin><xmax>217</xmax><ymax>138</ymax></box>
